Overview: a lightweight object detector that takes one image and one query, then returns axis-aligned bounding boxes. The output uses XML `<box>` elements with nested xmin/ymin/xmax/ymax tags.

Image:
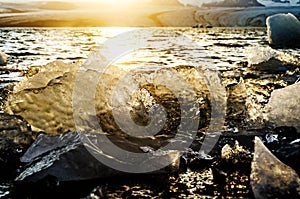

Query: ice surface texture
<box><xmin>5</xmin><ymin>61</ymin><xmax>79</xmax><ymax>134</ymax></box>
<box><xmin>5</xmin><ymin>61</ymin><xmax>218</xmax><ymax>136</ymax></box>
<box><xmin>264</xmin><ymin>82</ymin><xmax>300</xmax><ymax>132</ymax></box>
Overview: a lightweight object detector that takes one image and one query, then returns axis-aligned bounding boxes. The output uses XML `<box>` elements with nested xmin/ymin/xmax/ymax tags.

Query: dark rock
<box><xmin>250</xmin><ymin>137</ymin><xmax>300</xmax><ymax>199</ymax></box>
<box><xmin>192</xmin><ymin>24</ymin><xmax>204</xmax><ymax>28</ymax></box>
<box><xmin>15</xmin><ymin>131</ymin><xmax>180</xmax><ymax>196</ymax></box>
<box><xmin>0</xmin><ymin>113</ymin><xmax>33</xmax><ymax>182</ymax></box>
<box><xmin>264</xmin><ymin>127</ymin><xmax>300</xmax><ymax>175</ymax></box>
<box><xmin>274</xmin><ymin>142</ymin><xmax>300</xmax><ymax>175</ymax></box>
<box><xmin>221</xmin><ymin>140</ymin><xmax>252</xmax><ymax>165</ymax></box>
<box><xmin>250</xmin><ymin>57</ymin><xmax>298</xmax><ymax>72</ymax></box>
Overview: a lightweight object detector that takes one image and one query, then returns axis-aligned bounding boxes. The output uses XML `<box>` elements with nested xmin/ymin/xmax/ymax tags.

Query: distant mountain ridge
<box><xmin>258</xmin><ymin>0</ymin><xmax>300</xmax><ymax>6</ymax></box>
<box><xmin>180</xmin><ymin>0</ymin><xmax>300</xmax><ymax>7</ymax></box>
<box><xmin>203</xmin><ymin>0</ymin><xmax>264</xmax><ymax>7</ymax></box>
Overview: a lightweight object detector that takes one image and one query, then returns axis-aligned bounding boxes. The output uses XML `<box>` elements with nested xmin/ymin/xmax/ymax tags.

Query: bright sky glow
<box><xmin>0</xmin><ymin>0</ymin><xmax>151</xmax><ymax>2</ymax></box>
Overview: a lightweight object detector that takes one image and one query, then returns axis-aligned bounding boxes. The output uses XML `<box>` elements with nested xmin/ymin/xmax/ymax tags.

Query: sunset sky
<box><xmin>0</xmin><ymin>0</ymin><xmax>217</xmax><ymax>4</ymax></box>
<box><xmin>0</xmin><ymin>0</ymin><xmax>298</xmax><ymax>27</ymax></box>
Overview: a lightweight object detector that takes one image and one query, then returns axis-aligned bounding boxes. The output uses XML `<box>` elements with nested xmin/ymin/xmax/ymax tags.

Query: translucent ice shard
<box><xmin>251</xmin><ymin>137</ymin><xmax>300</xmax><ymax>199</ymax></box>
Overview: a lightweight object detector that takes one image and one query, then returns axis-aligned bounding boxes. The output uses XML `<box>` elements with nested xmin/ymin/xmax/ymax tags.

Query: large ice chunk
<box><xmin>5</xmin><ymin>61</ymin><xmax>221</xmax><ymax>136</ymax></box>
<box><xmin>267</xmin><ymin>13</ymin><xmax>300</xmax><ymax>47</ymax></box>
<box><xmin>264</xmin><ymin>82</ymin><xmax>300</xmax><ymax>132</ymax></box>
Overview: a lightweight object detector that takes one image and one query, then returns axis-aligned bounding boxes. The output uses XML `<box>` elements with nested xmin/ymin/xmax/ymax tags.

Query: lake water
<box><xmin>0</xmin><ymin>27</ymin><xmax>280</xmax><ymax>85</ymax></box>
<box><xmin>0</xmin><ymin>27</ymin><xmax>299</xmax><ymax>87</ymax></box>
<box><xmin>0</xmin><ymin>27</ymin><xmax>300</xmax><ymax>198</ymax></box>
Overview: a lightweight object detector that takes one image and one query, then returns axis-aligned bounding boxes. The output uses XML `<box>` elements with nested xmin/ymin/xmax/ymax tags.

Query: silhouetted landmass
<box><xmin>1</xmin><ymin>1</ymin><xmax>300</xmax><ymax>27</ymax></box>
<box><xmin>203</xmin><ymin>0</ymin><xmax>264</xmax><ymax>7</ymax></box>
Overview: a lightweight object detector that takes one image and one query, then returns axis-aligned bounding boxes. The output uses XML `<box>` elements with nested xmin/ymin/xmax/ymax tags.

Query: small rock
<box><xmin>250</xmin><ymin>137</ymin><xmax>300</xmax><ymax>199</ymax></box>
<box><xmin>221</xmin><ymin>140</ymin><xmax>251</xmax><ymax>164</ymax></box>
<box><xmin>192</xmin><ymin>24</ymin><xmax>204</xmax><ymax>28</ymax></box>
<box><xmin>265</xmin><ymin>133</ymin><xmax>278</xmax><ymax>143</ymax></box>
<box><xmin>0</xmin><ymin>113</ymin><xmax>33</xmax><ymax>181</ymax></box>
<box><xmin>267</xmin><ymin>13</ymin><xmax>300</xmax><ymax>48</ymax></box>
